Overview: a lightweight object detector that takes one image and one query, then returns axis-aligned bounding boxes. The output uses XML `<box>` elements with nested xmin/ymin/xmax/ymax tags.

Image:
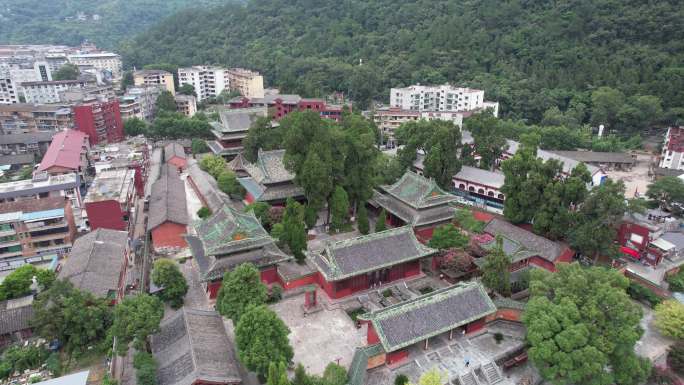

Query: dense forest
<box><xmin>121</xmin><ymin>0</ymin><xmax>684</xmax><ymax>126</ymax></box>
<box><xmin>0</xmin><ymin>0</ymin><xmax>232</xmax><ymax>49</ymax></box>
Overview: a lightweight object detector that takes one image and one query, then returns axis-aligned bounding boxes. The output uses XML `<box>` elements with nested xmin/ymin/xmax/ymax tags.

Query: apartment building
<box><xmin>37</xmin><ymin>129</ymin><xmax>91</xmax><ymax>178</ymax></box>
<box><xmin>659</xmin><ymin>126</ymin><xmax>684</xmax><ymax>170</ymax></box>
<box><xmin>0</xmin><ymin>172</ymin><xmax>82</xmax><ymax>209</ymax></box>
<box><xmin>133</xmin><ymin>69</ymin><xmax>175</xmax><ymax>94</ymax></box>
<box><xmin>0</xmin><ymin>196</ymin><xmax>76</xmax><ymax>262</ymax></box>
<box><xmin>120</xmin><ymin>85</ymin><xmax>162</xmax><ymax>121</ymax></box>
<box><xmin>21</xmin><ymin>79</ymin><xmax>95</xmax><ymax>104</ymax></box>
<box><xmin>390</xmin><ymin>84</ymin><xmax>498</xmax><ymax>115</ymax></box>
<box><xmin>67</xmin><ymin>52</ymin><xmax>122</xmax><ymax>79</ymax></box>
<box><xmin>174</xmin><ymin>94</ymin><xmax>197</xmax><ymax>117</ymax></box>
<box><xmin>0</xmin><ymin>104</ymin><xmax>73</xmax><ymax>134</ymax></box>
<box><xmin>73</xmin><ymin>98</ymin><xmax>124</xmax><ymax>145</ymax></box>
<box><xmin>83</xmin><ymin>168</ymin><xmax>136</xmax><ymax>231</ymax></box>
<box><xmin>177</xmin><ymin>66</ymin><xmax>265</xmax><ymax>101</ymax></box>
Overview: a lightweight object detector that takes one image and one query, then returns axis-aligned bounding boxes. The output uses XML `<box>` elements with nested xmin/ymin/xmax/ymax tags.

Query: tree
<box><xmin>0</xmin><ymin>264</ymin><xmax>54</xmax><ymax>300</ymax></box>
<box><xmin>111</xmin><ymin>294</ymin><xmax>164</xmax><ymax>355</ymax></box>
<box><xmin>197</xmin><ymin>207</ymin><xmax>212</xmax><ymax>219</ymax></box>
<box><xmin>453</xmin><ymin>208</ymin><xmax>485</xmax><ymax>233</ymax></box>
<box><xmin>646</xmin><ymin>176</ymin><xmax>684</xmax><ymax>209</ymax></box>
<box><xmin>242</xmin><ymin>117</ymin><xmax>284</xmax><ymax>162</ymax></box>
<box><xmin>298</xmin><ymin>150</ymin><xmax>333</xmax><ymax>215</ymax></box>
<box><xmin>480</xmin><ymin>236</ymin><xmax>511</xmax><ymax>296</ymax></box>
<box><xmin>591</xmin><ymin>87</ymin><xmax>625</xmax><ymax>130</ymax></box>
<box><xmin>465</xmin><ymin>112</ymin><xmax>508</xmax><ymax>170</ymax></box>
<box><xmin>191</xmin><ymin>138</ymin><xmax>209</xmax><ymax>154</ymax></box>
<box><xmin>668</xmin><ymin>341</ymin><xmax>684</xmax><ymax>375</ymax></box>
<box><xmin>151</xmin><ymin>259</ymin><xmax>188</xmax><ymax>309</ymax></box>
<box><xmin>394</xmin><ymin>374</ymin><xmax>409</xmax><ymax>385</ymax></box>
<box><xmin>121</xmin><ymin>71</ymin><xmax>134</xmax><ymax>89</ymax></box>
<box><xmin>409</xmin><ymin>368</ymin><xmax>446</xmax><ymax>385</ymax></box>
<box><xmin>357</xmin><ymin>204</ymin><xmax>369</xmax><ymax>235</ymax></box>
<box><xmin>156</xmin><ymin>90</ymin><xmax>177</xmax><ymax>112</ymax></box>
<box><xmin>428</xmin><ymin>224</ymin><xmax>469</xmax><ymax>250</ymax></box>
<box><xmin>216</xmin><ymin>263</ymin><xmax>268</xmax><ymax>322</ymax></box>
<box><xmin>654</xmin><ymin>300</ymin><xmax>684</xmax><ymax>339</ymax></box>
<box><xmin>293</xmin><ymin>363</ymin><xmax>312</xmax><ymax>385</ymax></box>
<box><xmin>245</xmin><ymin>202</ymin><xmax>272</xmax><ymax>228</ymax></box>
<box><xmin>124</xmin><ymin>117</ymin><xmax>148</xmax><ymax>137</ymax></box>
<box><xmin>375</xmin><ymin>208</ymin><xmax>387</xmax><ymax>232</ymax></box>
<box><xmin>199</xmin><ymin>154</ymin><xmax>227</xmax><ymax>179</ymax></box>
<box><xmin>235</xmin><ymin>305</ymin><xmax>293</xmax><ymax>378</ymax></box>
<box><xmin>330</xmin><ymin>186</ymin><xmax>349</xmax><ymax>231</ymax></box>
<box><xmin>52</xmin><ymin>63</ymin><xmax>79</xmax><ymax>81</ymax></box>
<box><xmin>133</xmin><ymin>351</ymin><xmax>157</xmax><ymax>385</ymax></box>
<box><xmin>523</xmin><ymin>263</ymin><xmax>651</xmax><ymax>385</ymax></box>
<box><xmin>267</xmin><ymin>361</ymin><xmax>290</xmax><ymax>385</ymax></box>
<box><xmin>217</xmin><ymin>170</ymin><xmax>245</xmax><ymax>198</ymax></box>
<box><xmin>278</xmin><ymin>198</ymin><xmax>308</xmax><ymax>263</ymax></box>
<box><xmin>322</xmin><ymin>362</ymin><xmax>347</xmax><ymax>385</ymax></box>
<box><xmin>177</xmin><ymin>83</ymin><xmax>196</xmax><ymax>96</ymax></box>
<box><xmin>32</xmin><ymin>280</ymin><xmax>112</xmax><ymax>354</ymax></box>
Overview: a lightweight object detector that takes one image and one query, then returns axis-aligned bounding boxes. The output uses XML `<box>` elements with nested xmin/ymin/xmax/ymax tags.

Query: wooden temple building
<box><xmin>370</xmin><ymin>171</ymin><xmax>457</xmax><ymax>239</ymax></box>
<box><xmin>208</xmin><ymin>107</ymin><xmax>268</xmax><ymax>158</ymax></box>
<box><xmin>185</xmin><ymin>205</ymin><xmax>290</xmax><ymax>298</ymax></box>
<box><xmin>229</xmin><ymin>149</ymin><xmax>304</xmax><ymax>205</ymax></box>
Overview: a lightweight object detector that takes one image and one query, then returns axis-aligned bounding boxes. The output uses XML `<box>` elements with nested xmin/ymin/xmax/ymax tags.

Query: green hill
<box><xmin>0</xmin><ymin>0</ymin><xmax>230</xmax><ymax>49</ymax></box>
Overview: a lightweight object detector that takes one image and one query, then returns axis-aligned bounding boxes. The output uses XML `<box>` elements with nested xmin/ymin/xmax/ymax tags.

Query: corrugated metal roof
<box><xmin>21</xmin><ymin>208</ymin><xmax>64</xmax><ymax>221</ymax></box>
<box><xmin>33</xmin><ymin>371</ymin><xmax>89</xmax><ymax>385</ymax></box>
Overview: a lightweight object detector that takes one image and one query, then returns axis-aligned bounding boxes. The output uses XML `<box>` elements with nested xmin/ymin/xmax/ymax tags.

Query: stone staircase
<box><xmin>482</xmin><ymin>361</ymin><xmax>503</xmax><ymax>384</ymax></box>
<box><xmin>459</xmin><ymin>371</ymin><xmax>481</xmax><ymax>385</ymax></box>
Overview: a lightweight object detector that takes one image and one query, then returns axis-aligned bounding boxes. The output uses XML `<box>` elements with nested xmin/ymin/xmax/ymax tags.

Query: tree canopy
<box><xmin>235</xmin><ymin>305</ymin><xmax>293</xmax><ymax>378</ymax></box>
<box><xmin>480</xmin><ymin>236</ymin><xmax>511</xmax><ymax>296</ymax></box>
<box><xmin>110</xmin><ymin>294</ymin><xmax>164</xmax><ymax>355</ymax></box>
<box><xmin>216</xmin><ymin>263</ymin><xmax>268</xmax><ymax>322</ymax></box>
<box><xmin>428</xmin><ymin>224</ymin><xmax>469</xmax><ymax>250</ymax></box>
<box><xmin>646</xmin><ymin>176</ymin><xmax>684</xmax><ymax>209</ymax></box>
<box><xmin>151</xmin><ymin>259</ymin><xmax>188</xmax><ymax>309</ymax></box>
<box><xmin>523</xmin><ymin>263</ymin><xmax>651</xmax><ymax>385</ymax></box>
<box><xmin>0</xmin><ymin>264</ymin><xmax>54</xmax><ymax>301</ymax></box>
<box><xmin>654</xmin><ymin>300</ymin><xmax>684</xmax><ymax>340</ymax></box>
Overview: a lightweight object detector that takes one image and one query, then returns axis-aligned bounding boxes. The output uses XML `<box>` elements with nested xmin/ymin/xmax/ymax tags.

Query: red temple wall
<box><xmin>367</xmin><ymin>324</ymin><xmax>380</xmax><ymax>344</ymax></box>
<box><xmin>386</xmin><ymin>350</ymin><xmax>409</xmax><ymax>365</ymax></box>
<box><xmin>466</xmin><ymin>317</ymin><xmax>486</xmax><ymax>334</ymax></box>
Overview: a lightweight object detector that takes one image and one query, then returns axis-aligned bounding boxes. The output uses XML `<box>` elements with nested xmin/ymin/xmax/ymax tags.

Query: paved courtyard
<box><xmin>604</xmin><ymin>152</ymin><xmax>654</xmax><ymax>198</ymax></box>
<box><xmin>271</xmin><ymin>294</ymin><xmax>367</xmax><ymax>375</ymax></box>
<box><xmin>636</xmin><ymin>304</ymin><xmax>676</xmax><ymax>365</ymax></box>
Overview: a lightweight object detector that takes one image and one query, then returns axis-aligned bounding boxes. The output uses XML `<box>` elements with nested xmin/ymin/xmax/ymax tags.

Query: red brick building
<box><xmin>149</xmin><ymin>165</ymin><xmax>188</xmax><ymax>254</ymax></box>
<box><xmin>309</xmin><ymin>226</ymin><xmax>437</xmax><ymax>299</ymax></box>
<box><xmin>617</xmin><ymin>209</ymin><xmax>680</xmax><ymax>266</ymax></box>
<box><xmin>229</xmin><ymin>94</ymin><xmax>347</xmax><ymax>121</ymax></box>
<box><xmin>84</xmin><ymin>168</ymin><xmax>136</xmax><ymax>231</ymax></box>
<box><xmin>358</xmin><ymin>283</ymin><xmax>496</xmax><ymax>366</ymax></box>
<box><xmin>73</xmin><ymin>99</ymin><xmax>123</xmax><ymax>145</ymax></box>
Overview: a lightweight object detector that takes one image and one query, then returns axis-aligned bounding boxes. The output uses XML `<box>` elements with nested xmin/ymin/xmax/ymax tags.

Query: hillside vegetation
<box><xmin>0</xmin><ymin>0</ymin><xmax>230</xmax><ymax>49</ymax></box>
<box><xmin>121</xmin><ymin>0</ymin><xmax>684</xmax><ymax>123</ymax></box>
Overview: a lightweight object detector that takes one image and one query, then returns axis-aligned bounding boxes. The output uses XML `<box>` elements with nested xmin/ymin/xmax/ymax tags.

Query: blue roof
<box><xmin>34</xmin><ymin>371</ymin><xmax>89</xmax><ymax>385</ymax></box>
<box><xmin>21</xmin><ymin>208</ymin><xmax>64</xmax><ymax>221</ymax></box>
<box><xmin>237</xmin><ymin>177</ymin><xmax>264</xmax><ymax>200</ymax></box>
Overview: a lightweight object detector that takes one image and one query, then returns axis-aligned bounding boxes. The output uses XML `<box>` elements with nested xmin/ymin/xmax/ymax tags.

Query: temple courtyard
<box><xmin>271</xmin><ymin>294</ymin><xmax>367</xmax><ymax>375</ymax></box>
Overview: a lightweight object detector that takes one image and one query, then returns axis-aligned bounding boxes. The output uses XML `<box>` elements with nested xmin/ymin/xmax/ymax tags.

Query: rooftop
<box><xmin>550</xmin><ymin>151</ymin><xmax>636</xmax><ymax>164</ymax></box>
<box><xmin>186</xmin><ymin>158</ymin><xmax>231</xmax><ymax>213</ymax></box>
<box><xmin>0</xmin><ymin>132</ymin><xmax>54</xmax><ymax>145</ymax></box>
<box><xmin>148</xmin><ymin>165</ymin><xmax>188</xmax><ymax>230</ymax></box>
<box><xmin>0</xmin><ymin>172</ymin><xmax>78</xmax><ymax>197</ymax></box>
<box><xmin>0</xmin><ymin>295</ymin><xmax>34</xmax><ymax>335</ymax></box>
<box><xmin>214</xmin><ymin>107</ymin><xmax>268</xmax><ymax>134</ymax></box>
<box><xmin>57</xmin><ymin>228</ymin><xmax>127</xmax><ymax>298</ymax></box>
<box><xmin>32</xmin><ymin>371</ymin><xmax>90</xmax><ymax>385</ymax></box>
<box><xmin>310</xmin><ymin>226</ymin><xmax>436</xmax><ymax>281</ymax></box>
<box><xmin>151</xmin><ymin>308</ymin><xmax>241</xmax><ymax>385</ymax></box>
<box><xmin>0</xmin><ymin>195</ymin><xmax>66</xmax><ymax>216</ymax></box>
<box><xmin>453</xmin><ymin>166</ymin><xmax>505</xmax><ymax>189</ymax></box>
<box><xmin>37</xmin><ymin>130</ymin><xmax>88</xmax><ymax>172</ymax></box>
<box><xmin>359</xmin><ymin>282</ymin><xmax>496</xmax><ymax>353</ymax></box>
<box><xmin>164</xmin><ymin>142</ymin><xmax>186</xmax><ymax>162</ymax></box>
<box><xmin>84</xmin><ymin>168</ymin><xmax>134</xmax><ymax>204</ymax></box>
<box><xmin>483</xmin><ymin>219</ymin><xmax>566</xmax><ymax>263</ymax></box>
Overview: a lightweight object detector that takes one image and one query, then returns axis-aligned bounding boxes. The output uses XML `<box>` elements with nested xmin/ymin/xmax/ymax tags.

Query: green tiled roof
<box><xmin>382</xmin><ymin>171</ymin><xmax>457</xmax><ymax>209</ymax></box>
<box><xmin>359</xmin><ymin>282</ymin><xmax>496</xmax><ymax>353</ymax></box>
<box><xmin>493</xmin><ymin>297</ymin><xmax>526</xmax><ymax>311</ymax></box>
<box><xmin>347</xmin><ymin>344</ymin><xmax>384</xmax><ymax>385</ymax></box>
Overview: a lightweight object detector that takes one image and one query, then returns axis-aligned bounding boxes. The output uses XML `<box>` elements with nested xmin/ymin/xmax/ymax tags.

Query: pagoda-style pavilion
<box><xmin>309</xmin><ymin>226</ymin><xmax>437</xmax><ymax>299</ymax></box>
<box><xmin>208</xmin><ymin>107</ymin><xmax>268</xmax><ymax>158</ymax></box>
<box><xmin>186</xmin><ymin>205</ymin><xmax>291</xmax><ymax>298</ymax></box>
<box><xmin>231</xmin><ymin>149</ymin><xmax>304</xmax><ymax>205</ymax></box>
<box><xmin>370</xmin><ymin>171</ymin><xmax>457</xmax><ymax>239</ymax></box>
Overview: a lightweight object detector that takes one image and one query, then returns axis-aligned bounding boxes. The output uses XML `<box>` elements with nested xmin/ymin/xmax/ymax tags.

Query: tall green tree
<box><xmin>156</xmin><ymin>90</ymin><xmax>177</xmax><ymax>112</ymax></box>
<box><xmin>217</xmin><ymin>170</ymin><xmax>245</xmax><ymax>198</ymax></box>
<box><xmin>267</xmin><ymin>361</ymin><xmax>289</xmax><ymax>385</ymax></box>
<box><xmin>177</xmin><ymin>83</ymin><xmax>196</xmax><ymax>96</ymax></box>
<box><xmin>278</xmin><ymin>198</ymin><xmax>308</xmax><ymax>262</ymax></box>
<box><xmin>357</xmin><ymin>204</ymin><xmax>370</xmax><ymax>235</ymax></box>
<box><xmin>523</xmin><ymin>263</ymin><xmax>651</xmax><ymax>385</ymax></box>
<box><xmin>111</xmin><ymin>294</ymin><xmax>164</xmax><ymax>355</ymax></box>
<box><xmin>480</xmin><ymin>236</ymin><xmax>511</xmax><ymax>296</ymax></box>
<box><xmin>465</xmin><ymin>112</ymin><xmax>508</xmax><ymax>170</ymax></box>
<box><xmin>646</xmin><ymin>176</ymin><xmax>684</xmax><ymax>209</ymax></box>
<box><xmin>124</xmin><ymin>117</ymin><xmax>148</xmax><ymax>137</ymax></box>
<box><xmin>375</xmin><ymin>208</ymin><xmax>387</xmax><ymax>232</ymax></box>
<box><xmin>242</xmin><ymin>117</ymin><xmax>284</xmax><ymax>162</ymax></box>
<box><xmin>235</xmin><ymin>305</ymin><xmax>293</xmax><ymax>378</ymax></box>
<box><xmin>654</xmin><ymin>300</ymin><xmax>684</xmax><ymax>339</ymax></box>
<box><xmin>591</xmin><ymin>87</ymin><xmax>625</xmax><ymax>130</ymax></box>
<box><xmin>0</xmin><ymin>264</ymin><xmax>54</xmax><ymax>300</ymax></box>
<box><xmin>216</xmin><ymin>263</ymin><xmax>268</xmax><ymax>323</ymax></box>
<box><xmin>322</xmin><ymin>362</ymin><xmax>347</xmax><ymax>385</ymax></box>
<box><xmin>428</xmin><ymin>224</ymin><xmax>469</xmax><ymax>250</ymax></box>
<box><xmin>133</xmin><ymin>351</ymin><xmax>157</xmax><ymax>385</ymax></box>
<box><xmin>329</xmin><ymin>186</ymin><xmax>349</xmax><ymax>231</ymax></box>
<box><xmin>298</xmin><ymin>150</ymin><xmax>333</xmax><ymax>214</ymax></box>
<box><xmin>191</xmin><ymin>138</ymin><xmax>209</xmax><ymax>154</ymax></box>
<box><xmin>199</xmin><ymin>154</ymin><xmax>227</xmax><ymax>179</ymax></box>
<box><xmin>151</xmin><ymin>259</ymin><xmax>188</xmax><ymax>309</ymax></box>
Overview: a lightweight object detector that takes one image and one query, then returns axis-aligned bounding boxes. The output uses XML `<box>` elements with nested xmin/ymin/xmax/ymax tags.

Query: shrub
<box><xmin>668</xmin><ymin>341</ymin><xmax>684</xmax><ymax>375</ymax></box>
<box><xmin>382</xmin><ymin>289</ymin><xmax>392</xmax><ymax>298</ymax></box>
<box><xmin>45</xmin><ymin>352</ymin><xmax>61</xmax><ymax>376</ymax></box>
<box><xmin>666</xmin><ymin>269</ymin><xmax>684</xmax><ymax>292</ymax></box>
<box><xmin>269</xmin><ymin>284</ymin><xmax>283</xmax><ymax>303</ymax></box>
<box><xmin>133</xmin><ymin>352</ymin><xmax>157</xmax><ymax>385</ymax></box>
<box><xmin>394</xmin><ymin>374</ymin><xmax>409</xmax><ymax>385</ymax></box>
<box><xmin>627</xmin><ymin>282</ymin><xmax>662</xmax><ymax>307</ymax></box>
<box><xmin>419</xmin><ymin>287</ymin><xmax>434</xmax><ymax>295</ymax></box>
<box><xmin>197</xmin><ymin>207</ymin><xmax>212</xmax><ymax>219</ymax></box>
<box><xmin>494</xmin><ymin>332</ymin><xmax>504</xmax><ymax>344</ymax></box>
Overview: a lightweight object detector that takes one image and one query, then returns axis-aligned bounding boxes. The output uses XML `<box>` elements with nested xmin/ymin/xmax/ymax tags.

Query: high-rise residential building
<box><xmin>177</xmin><ymin>66</ymin><xmax>265</xmax><ymax>101</ymax></box>
<box><xmin>133</xmin><ymin>69</ymin><xmax>175</xmax><ymax>94</ymax></box>
<box><xmin>21</xmin><ymin>79</ymin><xmax>95</xmax><ymax>104</ymax></box>
<box><xmin>174</xmin><ymin>94</ymin><xmax>197</xmax><ymax>117</ymax></box>
<box><xmin>0</xmin><ymin>104</ymin><xmax>73</xmax><ymax>134</ymax></box>
<box><xmin>390</xmin><ymin>84</ymin><xmax>499</xmax><ymax>115</ymax></box>
<box><xmin>119</xmin><ymin>85</ymin><xmax>162</xmax><ymax>121</ymax></box>
<box><xmin>67</xmin><ymin>52</ymin><xmax>122</xmax><ymax>79</ymax></box>
<box><xmin>73</xmin><ymin>98</ymin><xmax>124</xmax><ymax>145</ymax></box>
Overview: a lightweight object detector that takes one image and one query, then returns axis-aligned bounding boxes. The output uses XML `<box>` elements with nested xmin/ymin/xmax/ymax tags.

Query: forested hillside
<box><xmin>0</xmin><ymin>0</ymin><xmax>231</xmax><ymax>49</ymax></box>
<box><xmin>122</xmin><ymin>0</ymin><xmax>684</xmax><ymax>124</ymax></box>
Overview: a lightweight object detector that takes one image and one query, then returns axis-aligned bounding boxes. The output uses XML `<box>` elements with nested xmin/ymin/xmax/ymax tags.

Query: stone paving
<box><xmin>636</xmin><ymin>303</ymin><xmax>676</xmax><ymax>365</ymax></box>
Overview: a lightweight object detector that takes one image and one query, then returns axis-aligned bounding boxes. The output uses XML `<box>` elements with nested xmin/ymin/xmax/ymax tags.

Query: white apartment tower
<box><xmin>177</xmin><ymin>66</ymin><xmax>264</xmax><ymax>102</ymax></box>
<box><xmin>390</xmin><ymin>84</ymin><xmax>499</xmax><ymax>116</ymax></box>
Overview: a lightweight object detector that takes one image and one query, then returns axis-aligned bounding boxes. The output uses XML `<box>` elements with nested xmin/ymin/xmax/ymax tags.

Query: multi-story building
<box><xmin>178</xmin><ymin>66</ymin><xmax>265</xmax><ymax>101</ymax></box>
<box><xmin>390</xmin><ymin>84</ymin><xmax>499</xmax><ymax>115</ymax></box>
<box><xmin>226</xmin><ymin>68</ymin><xmax>264</xmax><ymax>98</ymax></box>
<box><xmin>133</xmin><ymin>70</ymin><xmax>175</xmax><ymax>94</ymax></box>
<box><xmin>83</xmin><ymin>168</ymin><xmax>136</xmax><ymax>231</ymax></box>
<box><xmin>229</xmin><ymin>94</ymin><xmax>346</xmax><ymax>121</ymax></box>
<box><xmin>21</xmin><ymin>79</ymin><xmax>95</xmax><ymax>104</ymax></box>
<box><xmin>0</xmin><ymin>132</ymin><xmax>54</xmax><ymax>157</ymax></box>
<box><xmin>208</xmin><ymin>107</ymin><xmax>268</xmax><ymax>157</ymax></box>
<box><xmin>0</xmin><ymin>196</ymin><xmax>77</xmax><ymax>262</ymax></box>
<box><xmin>659</xmin><ymin>126</ymin><xmax>684</xmax><ymax>170</ymax></box>
<box><xmin>0</xmin><ymin>172</ymin><xmax>82</xmax><ymax>209</ymax></box>
<box><xmin>37</xmin><ymin>129</ymin><xmax>91</xmax><ymax>178</ymax></box>
<box><xmin>73</xmin><ymin>98</ymin><xmax>123</xmax><ymax>145</ymax></box>
<box><xmin>0</xmin><ymin>61</ymin><xmax>53</xmax><ymax>104</ymax></box>
<box><xmin>174</xmin><ymin>94</ymin><xmax>197</xmax><ymax>117</ymax></box>
<box><xmin>119</xmin><ymin>85</ymin><xmax>162</xmax><ymax>121</ymax></box>
<box><xmin>67</xmin><ymin>52</ymin><xmax>122</xmax><ymax>79</ymax></box>
<box><xmin>0</xmin><ymin>104</ymin><xmax>73</xmax><ymax>134</ymax></box>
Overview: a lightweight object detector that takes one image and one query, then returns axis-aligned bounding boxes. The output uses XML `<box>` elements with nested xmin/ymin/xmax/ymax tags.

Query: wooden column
<box><xmin>424</xmin><ymin>338</ymin><xmax>429</xmax><ymax>350</ymax></box>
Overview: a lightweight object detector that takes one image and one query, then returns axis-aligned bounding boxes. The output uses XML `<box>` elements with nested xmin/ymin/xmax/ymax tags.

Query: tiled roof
<box><xmin>381</xmin><ymin>171</ymin><xmax>457</xmax><ymax>209</ymax></box>
<box><xmin>0</xmin><ymin>195</ymin><xmax>66</xmax><ymax>215</ymax></box>
<box><xmin>483</xmin><ymin>219</ymin><xmax>565</xmax><ymax>262</ymax></box>
<box><xmin>148</xmin><ymin>165</ymin><xmax>188</xmax><ymax>230</ymax></box>
<box><xmin>151</xmin><ymin>308</ymin><xmax>242</xmax><ymax>385</ymax></box>
<box><xmin>58</xmin><ymin>228</ymin><xmax>127</xmax><ymax>298</ymax></box>
<box><xmin>454</xmin><ymin>166</ymin><xmax>505</xmax><ymax>190</ymax></box>
<box><xmin>369</xmin><ymin>190</ymin><xmax>455</xmax><ymax>227</ymax></box>
<box><xmin>186</xmin><ymin>159</ymin><xmax>231</xmax><ymax>213</ymax></box>
<box><xmin>238</xmin><ymin>177</ymin><xmax>304</xmax><ymax>203</ymax></box>
<box><xmin>243</xmin><ymin>149</ymin><xmax>295</xmax><ymax>184</ymax></box>
<box><xmin>38</xmin><ymin>130</ymin><xmax>88</xmax><ymax>172</ymax></box>
<box><xmin>0</xmin><ymin>295</ymin><xmax>34</xmax><ymax>335</ymax></box>
<box><xmin>551</xmin><ymin>151</ymin><xmax>635</xmax><ymax>164</ymax></box>
<box><xmin>359</xmin><ymin>282</ymin><xmax>496</xmax><ymax>352</ymax></box>
<box><xmin>309</xmin><ymin>226</ymin><xmax>436</xmax><ymax>281</ymax></box>
<box><xmin>164</xmin><ymin>142</ymin><xmax>186</xmax><ymax>161</ymax></box>
<box><xmin>0</xmin><ymin>132</ymin><xmax>53</xmax><ymax>145</ymax></box>
<box><xmin>215</xmin><ymin>108</ymin><xmax>267</xmax><ymax>133</ymax></box>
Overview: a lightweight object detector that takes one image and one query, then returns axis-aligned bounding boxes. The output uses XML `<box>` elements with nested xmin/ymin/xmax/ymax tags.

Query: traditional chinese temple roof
<box><xmin>148</xmin><ymin>164</ymin><xmax>188</xmax><ymax>230</ymax></box>
<box><xmin>309</xmin><ymin>226</ymin><xmax>436</xmax><ymax>282</ymax></box>
<box><xmin>235</xmin><ymin>149</ymin><xmax>304</xmax><ymax>202</ymax></box>
<box><xmin>482</xmin><ymin>219</ymin><xmax>566</xmax><ymax>263</ymax></box>
<box><xmin>359</xmin><ymin>282</ymin><xmax>496</xmax><ymax>353</ymax></box>
<box><xmin>370</xmin><ymin>171</ymin><xmax>456</xmax><ymax>227</ymax></box>
<box><xmin>186</xmin><ymin>205</ymin><xmax>290</xmax><ymax>281</ymax></box>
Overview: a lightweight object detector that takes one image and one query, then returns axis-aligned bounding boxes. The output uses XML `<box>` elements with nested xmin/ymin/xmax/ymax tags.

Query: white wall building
<box><xmin>119</xmin><ymin>85</ymin><xmax>162</xmax><ymax>122</ymax></box>
<box><xmin>67</xmin><ymin>52</ymin><xmax>122</xmax><ymax>79</ymax></box>
<box><xmin>390</xmin><ymin>84</ymin><xmax>499</xmax><ymax>116</ymax></box>
<box><xmin>178</xmin><ymin>66</ymin><xmax>265</xmax><ymax>102</ymax></box>
<box><xmin>21</xmin><ymin>80</ymin><xmax>94</xmax><ymax>104</ymax></box>
<box><xmin>659</xmin><ymin>126</ymin><xmax>684</xmax><ymax>170</ymax></box>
